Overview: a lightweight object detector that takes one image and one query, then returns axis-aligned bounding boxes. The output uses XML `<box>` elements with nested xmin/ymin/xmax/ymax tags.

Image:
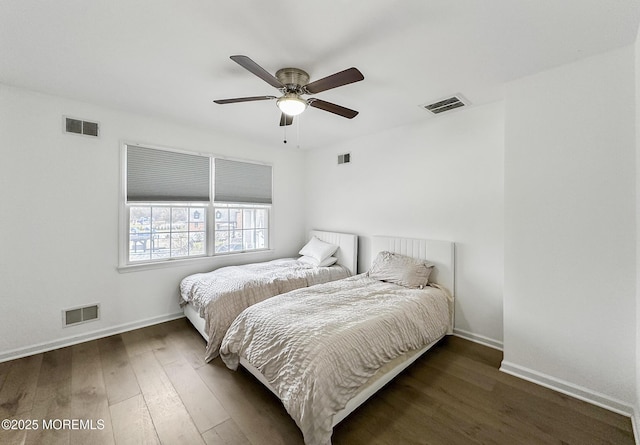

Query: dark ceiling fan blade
<box><xmin>279</xmin><ymin>113</ymin><xmax>293</xmax><ymax>126</ymax></box>
<box><xmin>214</xmin><ymin>95</ymin><xmax>276</xmax><ymax>104</ymax></box>
<box><xmin>230</xmin><ymin>55</ymin><xmax>284</xmax><ymax>89</ymax></box>
<box><xmin>304</xmin><ymin>67</ymin><xmax>364</xmax><ymax>94</ymax></box>
<box><xmin>308</xmin><ymin>99</ymin><xmax>359</xmax><ymax>119</ymax></box>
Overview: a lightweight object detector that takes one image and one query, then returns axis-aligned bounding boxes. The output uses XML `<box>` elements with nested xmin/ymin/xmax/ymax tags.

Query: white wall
<box><xmin>503</xmin><ymin>46</ymin><xmax>636</xmax><ymax>411</ymax></box>
<box><xmin>304</xmin><ymin>102</ymin><xmax>505</xmax><ymax>347</ymax></box>
<box><xmin>0</xmin><ymin>84</ymin><xmax>307</xmax><ymax>359</ymax></box>
<box><xmin>635</xmin><ymin>24</ymin><xmax>640</xmax><ymax>437</ymax></box>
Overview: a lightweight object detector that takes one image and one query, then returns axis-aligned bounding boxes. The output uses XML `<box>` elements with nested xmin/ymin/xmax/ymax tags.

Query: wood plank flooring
<box><xmin>0</xmin><ymin>318</ymin><xmax>634</xmax><ymax>444</ymax></box>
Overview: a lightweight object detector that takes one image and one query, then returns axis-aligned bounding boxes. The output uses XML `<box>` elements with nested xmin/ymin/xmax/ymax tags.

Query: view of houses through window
<box><xmin>214</xmin><ymin>205</ymin><xmax>268</xmax><ymax>254</ymax></box>
<box><xmin>128</xmin><ymin>204</ymin><xmax>269</xmax><ymax>262</ymax></box>
<box><xmin>128</xmin><ymin>206</ymin><xmax>207</xmax><ymax>262</ymax></box>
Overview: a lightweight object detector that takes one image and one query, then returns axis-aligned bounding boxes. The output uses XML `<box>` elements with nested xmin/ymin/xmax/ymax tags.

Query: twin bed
<box><xmin>180</xmin><ymin>230</ymin><xmax>358</xmax><ymax>361</ymax></box>
<box><xmin>180</xmin><ymin>233</ymin><xmax>455</xmax><ymax>445</ymax></box>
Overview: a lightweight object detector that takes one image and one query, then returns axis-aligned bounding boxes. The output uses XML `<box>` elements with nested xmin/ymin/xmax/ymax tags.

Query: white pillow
<box><xmin>298</xmin><ymin>236</ymin><xmax>339</xmax><ymax>262</ymax></box>
<box><xmin>367</xmin><ymin>251</ymin><xmax>434</xmax><ymax>288</ymax></box>
<box><xmin>298</xmin><ymin>255</ymin><xmax>338</xmax><ymax>267</ymax></box>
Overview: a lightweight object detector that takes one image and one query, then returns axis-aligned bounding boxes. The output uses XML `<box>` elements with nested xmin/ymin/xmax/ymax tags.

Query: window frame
<box><xmin>118</xmin><ymin>142</ymin><xmax>273</xmax><ymax>271</ymax></box>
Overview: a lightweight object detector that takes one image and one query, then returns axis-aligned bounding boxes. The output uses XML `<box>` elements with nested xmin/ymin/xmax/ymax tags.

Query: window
<box><xmin>129</xmin><ymin>205</ymin><xmax>207</xmax><ymax>262</ymax></box>
<box><xmin>123</xmin><ymin>144</ymin><xmax>272</xmax><ymax>266</ymax></box>
<box><xmin>214</xmin><ymin>204</ymin><xmax>269</xmax><ymax>254</ymax></box>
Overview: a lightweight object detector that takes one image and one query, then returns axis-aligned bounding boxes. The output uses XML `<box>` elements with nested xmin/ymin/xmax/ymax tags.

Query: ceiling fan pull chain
<box><xmin>283</xmin><ymin>122</ymin><xmax>287</xmax><ymax>144</ymax></box>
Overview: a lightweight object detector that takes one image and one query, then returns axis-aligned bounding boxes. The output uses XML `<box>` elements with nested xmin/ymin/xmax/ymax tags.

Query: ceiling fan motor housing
<box><xmin>276</xmin><ymin>68</ymin><xmax>310</xmax><ymax>93</ymax></box>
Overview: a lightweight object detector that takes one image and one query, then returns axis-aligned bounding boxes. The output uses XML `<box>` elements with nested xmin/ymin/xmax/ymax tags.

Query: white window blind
<box><xmin>214</xmin><ymin>158</ymin><xmax>272</xmax><ymax>204</ymax></box>
<box><xmin>127</xmin><ymin>145</ymin><xmax>210</xmax><ymax>202</ymax></box>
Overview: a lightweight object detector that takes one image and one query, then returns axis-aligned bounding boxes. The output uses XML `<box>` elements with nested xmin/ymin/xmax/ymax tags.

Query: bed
<box><xmin>220</xmin><ymin>236</ymin><xmax>455</xmax><ymax>445</ymax></box>
<box><xmin>180</xmin><ymin>230</ymin><xmax>358</xmax><ymax>362</ymax></box>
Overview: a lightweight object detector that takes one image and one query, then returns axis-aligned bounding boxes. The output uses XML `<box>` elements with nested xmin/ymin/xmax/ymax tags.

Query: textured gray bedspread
<box><xmin>180</xmin><ymin>258</ymin><xmax>350</xmax><ymax>361</ymax></box>
<box><xmin>220</xmin><ymin>275</ymin><xmax>451</xmax><ymax>445</ymax></box>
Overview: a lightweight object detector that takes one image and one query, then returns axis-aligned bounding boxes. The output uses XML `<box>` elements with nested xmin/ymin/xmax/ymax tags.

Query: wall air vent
<box><xmin>420</xmin><ymin>95</ymin><xmax>469</xmax><ymax>115</ymax></box>
<box><xmin>63</xmin><ymin>304</ymin><xmax>100</xmax><ymax>327</ymax></box>
<box><xmin>64</xmin><ymin>116</ymin><xmax>99</xmax><ymax>137</ymax></box>
<box><xmin>337</xmin><ymin>153</ymin><xmax>351</xmax><ymax>165</ymax></box>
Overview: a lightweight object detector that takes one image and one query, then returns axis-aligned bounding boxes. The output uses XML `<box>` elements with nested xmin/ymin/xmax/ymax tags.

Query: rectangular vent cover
<box><xmin>338</xmin><ymin>153</ymin><xmax>351</xmax><ymax>165</ymax></box>
<box><xmin>63</xmin><ymin>304</ymin><xmax>99</xmax><ymax>327</ymax></box>
<box><xmin>64</xmin><ymin>117</ymin><xmax>99</xmax><ymax>137</ymax></box>
<box><xmin>421</xmin><ymin>95</ymin><xmax>469</xmax><ymax>115</ymax></box>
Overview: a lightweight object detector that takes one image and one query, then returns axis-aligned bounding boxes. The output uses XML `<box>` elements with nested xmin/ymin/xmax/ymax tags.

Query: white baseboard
<box><xmin>453</xmin><ymin>328</ymin><xmax>503</xmax><ymax>351</ymax></box>
<box><xmin>632</xmin><ymin>406</ymin><xmax>640</xmax><ymax>445</ymax></box>
<box><xmin>500</xmin><ymin>360</ymin><xmax>634</xmax><ymax>418</ymax></box>
<box><xmin>0</xmin><ymin>312</ymin><xmax>185</xmax><ymax>363</ymax></box>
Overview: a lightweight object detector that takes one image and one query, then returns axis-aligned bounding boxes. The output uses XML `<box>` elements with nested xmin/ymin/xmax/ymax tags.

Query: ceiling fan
<box><xmin>214</xmin><ymin>55</ymin><xmax>364</xmax><ymax>126</ymax></box>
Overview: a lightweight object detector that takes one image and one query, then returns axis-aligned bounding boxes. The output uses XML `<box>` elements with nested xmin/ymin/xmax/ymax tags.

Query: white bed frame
<box><xmin>183</xmin><ymin>229</ymin><xmax>359</xmax><ymax>340</ymax></box>
<box><xmin>239</xmin><ymin>235</ymin><xmax>455</xmax><ymax>428</ymax></box>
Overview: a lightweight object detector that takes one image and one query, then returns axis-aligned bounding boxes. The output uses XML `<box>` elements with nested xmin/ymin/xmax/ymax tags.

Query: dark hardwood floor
<box><xmin>0</xmin><ymin>318</ymin><xmax>634</xmax><ymax>444</ymax></box>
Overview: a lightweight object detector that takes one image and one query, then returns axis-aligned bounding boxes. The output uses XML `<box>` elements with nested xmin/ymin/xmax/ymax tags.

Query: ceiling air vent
<box><xmin>337</xmin><ymin>153</ymin><xmax>351</xmax><ymax>165</ymax></box>
<box><xmin>64</xmin><ymin>116</ymin><xmax>99</xmax><ymax>137</ymax></box>
<box><xmin>420</xmin><ymin>95</ymin><xmax>469</xmax><ymax>115</ymax></box>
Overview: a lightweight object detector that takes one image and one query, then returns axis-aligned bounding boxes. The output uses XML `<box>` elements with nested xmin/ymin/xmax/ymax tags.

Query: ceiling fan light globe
<box><xmin>277</xmin><ymin>96</ymin><xmax>307</xmax><ymax>116</ymax></box>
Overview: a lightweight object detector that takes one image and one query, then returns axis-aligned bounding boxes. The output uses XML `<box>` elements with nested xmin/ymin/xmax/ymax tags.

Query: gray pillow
<box><xmin>368</xmin><ymin>251</ymin><xmax>434</xmax><ymax>288</ymax></box>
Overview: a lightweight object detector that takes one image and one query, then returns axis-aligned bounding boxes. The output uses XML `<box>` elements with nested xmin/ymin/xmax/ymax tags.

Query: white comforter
<box><xmin>220</xmin><ymin>275</ymin><xmax>452</xmax><ymax>445</ymax></box>
<box><xmin>180</xmin><ymin>258</ymin><xmax>350</xmax><ymax>361</ymax></box>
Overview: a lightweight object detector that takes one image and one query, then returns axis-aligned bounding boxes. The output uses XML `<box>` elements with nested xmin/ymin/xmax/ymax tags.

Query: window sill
<box><xmin>117</xmin><ymin>249</ymin><xmax>275</xmax><ymax>273</ymax></box>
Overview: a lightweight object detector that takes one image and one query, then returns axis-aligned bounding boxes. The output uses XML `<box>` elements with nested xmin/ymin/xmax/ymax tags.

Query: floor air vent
<box><xmin>64</xmin><ymin>117</ymin><xmax>99</xmax><ymax>137</ymax></box>
<box><xmin>421</xmin><ymin>95</ymin><xmax>469</xmax><ymax>115</ymax></box>
<box><xmin>63</xmin><ymin>304</ymin><xmax>100</xmax><ymax>327</ymax></box>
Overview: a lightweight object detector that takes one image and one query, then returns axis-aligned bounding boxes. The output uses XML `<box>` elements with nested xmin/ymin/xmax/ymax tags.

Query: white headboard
<box><xmin>371</xmin><ymin>236</ymin><xmax>455</xmax><ymax>296</ymax></box>
<box><xmin>310</xmin><ymin>230</ymin><xmax>358</xmax><ymax>276</ymax></box>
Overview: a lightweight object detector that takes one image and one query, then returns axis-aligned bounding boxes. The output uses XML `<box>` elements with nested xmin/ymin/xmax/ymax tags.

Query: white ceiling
<box><xmin>1</xmin><ymin>1</ymin><xmax>639</xmax><ymax>149</ymax></box>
